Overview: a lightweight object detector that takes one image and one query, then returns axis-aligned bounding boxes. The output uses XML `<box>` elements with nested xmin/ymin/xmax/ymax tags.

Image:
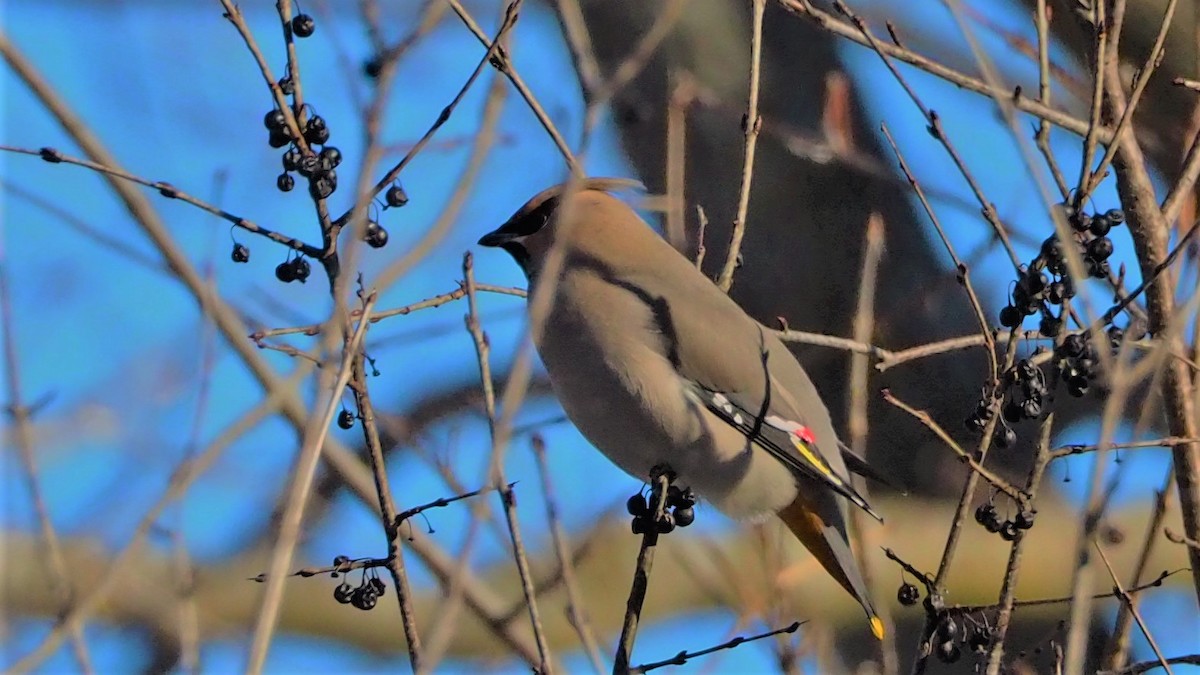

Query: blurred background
<box><xmin>2</xmin><ymin>0</ymin><xmax>1197</xmax><ymax>672</ymax></box>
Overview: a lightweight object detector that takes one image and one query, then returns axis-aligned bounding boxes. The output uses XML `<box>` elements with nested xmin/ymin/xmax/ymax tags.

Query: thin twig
<box><xmin>1094</xmin><ymin>542</ymin><xmax>1174</xmax><ymax>675</ymax></box>
<box><xmin>463</xmin><ymin>252</ymin><xmax>554</xmax><ymax>674</ymax></box>
<box><xmin>1077</xmin><ymin>0</ymin><xmax>1108</xmax><ymax>202</ymax></box>
<box><xmin>777</xmin><ymin>0</ymin><xmax>1103</xmax><ymax>140</ymax></box>
<box><xmin>880</xmin><ymin>123</ymin><xmax>997</xmax><ymax>385</ymax></box>
<box><xmin>774</xmin><ymin>328</ymin><xmax>892</xmax><ymax>359</ymax></box>
<box><xmin>1</xmin><ymin>247</ymin><xmax>94</xmax><ymax>672</ymax></box>
<box><xmin>882</xmin><ymin>390</ymin><xmax>1023</xmax><ymax>501</ymax></box>
<box><xmin>1051</xmin><ymin>437</ymin><xmax>1200</xmax><ymax>460</ymax></box>
<box><xmin>0</xmin><ymin>145</ymin><xmax>320</xmax><ymax>255</ymax></box>
<box><xmin>1033</xmin><ymin>0</ymin><xmax>1069</xmax><ymax>198</ymax></box>
<box><xmin>716</xmin><ymin>0</ymin><xmax>766</xmax><ymax>292</ymax></box>
<box><xmin>630</xmin><ymin>621</ymin><xmax>805</xmax><ymax>673</ymax></box>
<box><xmin>985</xmin><ymin>412</ymin><xmax>1057</xmax><ymax>675</ymax></box>
<box><xmin>613</xmin><ymin>470</ymin><xmax>672</xmax><ymax>674</ymax></box>
<box><xmin>445</xmin><ymin>0</ymin><xmax>579</xmax><ymax>175</ymax></box>
<box><xmin>1082</xmin><ymin>0</ymin><xmax>1181</xmax><ymax>202</ymax></box>
<box><xmin>333</xmin><ymin>2</ymin><xmax>519</xmax><ymax>227</ymax></box>
<box><xmin>245</xmin><ymin>293</ymin><xmax>378</xmax><ymax>675</ymax></box>
<box><xmin>847</xmin><ymin>213</ymin><xmax>898</xmax><ymax>675</ymax></box>
<box><xmin>531</xmin><ymin>434</ymin><xmax>606</xmax><ymax>675</ymax></box>
<box><xmin>1106</xmin><ymin>467</ymin><xmax>1177</xmax><ymax>669</ymax></box>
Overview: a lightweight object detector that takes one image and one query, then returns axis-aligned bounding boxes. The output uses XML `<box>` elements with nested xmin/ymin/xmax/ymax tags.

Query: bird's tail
<box><xmin>778</xmin><ymin>495</ymin><xmax>885</xmax><ymax>640</ymax></box>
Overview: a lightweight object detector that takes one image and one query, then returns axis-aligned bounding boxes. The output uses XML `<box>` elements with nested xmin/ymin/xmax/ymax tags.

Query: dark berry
<box><xmin>363</xmin><ymin>57</ymin><xmax>383</xmax><ymax>79</ymax></box>
<box><xmin>999</xmin><ymin>305</ymin><xmax>1022</xmax><ymax>328</ymax></box>
<box><xmin>937</xmin><ymin>615</ymin><xmax>959</xmax><ymax>641</ymax></box>
<box><xmin>304</xmin><ymin>115</ymin><xmax>329</xmax><ymax>145</ymax></box>
<box><xmin>1071</xmin><ymin>212</ymin><xmax>1092</xmax><ymax>232</ymax></box>
<box><xmin>291</xmin><ymin>14</ymin><xmax>315</xmax><ymax>38</ymax></box>
<box><xmin>1003</xmin><ymin>399</ymin><xmax>1022</xmax><ymax>424</ymax></box>
<box><xmin>1015</xmin><ymin>508</ymin><xmax>1036</xmax><ymax>529</ymax></box>
<box><xmin>984</xmin><ymin>515</ymin><xmax>1003</xmax><ymax>533</ymax></box>
<box><xmin>965</xmin><ymin>413</ymin><xmax>987</xmax><ymax>434</ymax></box>
<box><xmin>656</xmin><ymin>512</ymin><xmax>676</xmax><ymax>534</ymax></box>
<box><xmin>276</xmin><ymin>173</ymin><xmax>295</xmax><ymax>192</ymax></box>
<box><xmin>1048</xmin><ymin>280</ymin><xmax>1073</xmax><ymax>304</ymax></box>
<box><xmin>631</xmin><ymin>516</ymin><xmax>647</xmax><ymax>535</ymax></box>
<box><xmin>264</xmin><ymin>109</ymin><xmax>286</xmax><ymax>131</ymax></box>
<box><xmin>369</xmin><ymin>577</ymin><xmax>387</xmax><ymax>597</ymax></box>
<box><xmin>975</xmin><ymin>503</ymin><xmax>997</xmax><ymax>525</ymax></box>
<box><xmin>675</xmin><ymin>488</ymin><xmax>696</xmax><ymax>509</ymax></box>
<box><xmin>352</xmin><ymin>587</ymin><xmax>377</xmax><ymax>610</ymax></box>
<box><xmin>897</xmin><ymin>582</ymin><xmax>920</xmax><ymax>606</ymax></box>
<box><xmin>276</xmin><ymin>261</ymin><xmax>297</xmax><ymax>283</ymax></box>
<box><xmin>291</xmin><ymin>257</ymin><xmax>311</xmax><ymax>283</ymax></box>
<box><xmin>626</xmin><ymin>494</ymin><xmax>648</xmax><ymax>517</ymax></box>
<box><xmin>333</xmin><ymin>582</ymin><xmax>354</xmax><ymax>604</ymax></box>
<box><xmin>277</xmin><ymin>76</ymin><xmax>294</xmax><ymax>95</ymax></box>
<box><xmin>1021</xmin><ymin>397</ymin><xmax>1042</xmax><ymax>419</ymax></box>
<box><xmin>296</xmin><ymin>154</ymin><xmax>319</xmax><ymax>178</ymax></box>
<box><xmin>268</xmin><ymin>130</ymin><xmax>291</xmax><ymax>148</ymax></box>
<box><xmin>1061</xmin><ymin>334</ymin><xmax>1085</xmax><ymax>357</ymax></box>
<box><xmin>1089</xmin><ymin>215</ymin><xmax>1112</xmax><ymax>237</ymax></box>
<box><xmin>283</xmin><ymin>147</ymin><xmax>302</xmax><ymax>171</ymax></box>
<box><xmin>995</xmin><ymin>424</ymin><xmax>1016</xmax><ymax>449</ymax></box>
<box><xmin>365</xmin><ymin>223</ymin><xmax>389</xmax><ymax>248</ymax></box>
<box><xmin>385</xmin><ymin>183</ymin><xmax>409</xmax><ymax>208</ymax></box>
<box><xmin>309</xmin><ymin>175</ymin><xmax>336</xmax><ymax>200</ymax></box>
<box><xmin>337</xmin><ymin>409</ymin><xmax>355</xmax><ymax>429</ymax></box>
<box><xmin>1106</xmin><ymin>208</ymin><xmax>1125</xmax><ymax>225</ymax></box>
<box><xmin>332</xmin><ymin>555</ymin><xmax>350</xmax><ymax>567</ymax></box>
<box><xmin>1000</xmin><ymin>520</ymin><xmax>1019</xmax><ymax>541</ymax></box>
<box><xmin>674</xmin><ymin>506</ymin><xmax>695</xmax><ymax>527</ymax></box>
<box><xmin>936</xmin><ymin>641</ymin><xmax>961</xmax><ymax>664</ymax></box>
<box><xmin>1088</xmin><ymin>237</ymin><xmax>1114</xmax><ymax>261</ymax></box>
<box><xmin>319</xmin><ymin>146</ymin><xmax>342</xmax><ymax>171</ymax></box>
<box><xmin>231</xmin><ymin>243</ymin><xmax>250</xmax><ymax>263</ymax></box>
<box><xmin>1107</xmin><ymin>325</ymin><xmax>1125</xmax><ymax>348</ymax></box>
<box><xmin>665</xmin><ymin>485</ymin><xmax>683</xmax><ymax>506</ymax></box>
<box><xmin>1040</xmin><ymin>235</ymin><xmax>1063</xmax><ymax>260</ymax></box>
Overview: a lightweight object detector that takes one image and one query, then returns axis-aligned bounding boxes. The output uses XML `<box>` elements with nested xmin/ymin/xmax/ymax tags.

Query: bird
<box><xmin>478</xmin><ymin>178</ymin><xmax>885</xmax><ymax>640</ymax></box>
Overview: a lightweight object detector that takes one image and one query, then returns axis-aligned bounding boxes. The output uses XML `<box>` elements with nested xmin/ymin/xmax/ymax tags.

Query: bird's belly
<box><xmin>538</xmin><ymin>329</ymin><xmax>797</xmax><ymax>519</ymax></box>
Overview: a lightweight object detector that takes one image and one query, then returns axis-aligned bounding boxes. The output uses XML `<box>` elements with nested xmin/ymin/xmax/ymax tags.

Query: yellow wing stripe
<box><xmin>789</xmin><ymin>434</ymin><xmax>837</xmax><ymax>481</ymax></box>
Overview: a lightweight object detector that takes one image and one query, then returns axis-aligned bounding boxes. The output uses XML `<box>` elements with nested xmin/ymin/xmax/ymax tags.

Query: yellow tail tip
<box><xmin>870</xmin><ymin>616</ymin><xmax>885</xmax><ymax>640</ymax></box>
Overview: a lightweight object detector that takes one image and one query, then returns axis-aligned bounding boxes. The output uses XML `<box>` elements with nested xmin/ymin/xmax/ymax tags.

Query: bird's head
<box><xmin>477</xmin><ymin>178</ymin><xmax>641</xmax><ymax>280</ymax></box>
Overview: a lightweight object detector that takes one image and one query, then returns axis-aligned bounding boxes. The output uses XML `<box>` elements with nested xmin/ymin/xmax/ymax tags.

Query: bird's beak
<box><xmin>477</xmin><ymin>229</ymin><xmax>515</xmax><ymax>247</ymax></box>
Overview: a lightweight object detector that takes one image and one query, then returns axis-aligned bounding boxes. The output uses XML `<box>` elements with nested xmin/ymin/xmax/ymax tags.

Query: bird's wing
<box><xmin>620</xmin><ymin>259</ymin><xmax>880</xmax><ymax>521</ymax></box>
<box><xmin>684</xmin><ymin>380</ymin><xmax>883</xmax><ymax>522</ymax></box>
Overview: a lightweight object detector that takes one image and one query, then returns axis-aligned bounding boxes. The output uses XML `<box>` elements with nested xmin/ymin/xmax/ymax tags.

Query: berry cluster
<box><xmin>893</xmin><ymin>585</ymin><xmax>996</xmax><ymax>662</ymax></box>
<box><xmin>330</xmin><ymin>556</ymin><xmax>387</xmax><ymax>611</ymax></box>
<box><xmin>933</xmin><ymin>613</ymin><xmax>963</xmax><ymax>664</ymax></box>
<box><xmin>274</xmin><ymin>255</ymin><xmax>312</xmax><ymax>283</ymax></box>
<box><xmin>974</xmin><ymin>500</ymin><xmax>1035</xmax><ymax>541</ymax></box>
<box><xmin>627</xmin><ymin>485</ymin><xmax>695</xmax><ymax>535</ymax></box>
<box><xmin>964</xmin><ymin>356</ymin><xmax>1048</xmax><ymax>449</ymax></box>
<box><xmin>998</xmin><ymin>204</ymin><xmax>1125</xmax><ymax>337</ymax></box>
<box><xmin>268</xmin><ymin>109</ymin><xmax>339</xmax><ymax>201</ymax></box>
<box><xmin>1055</xmin><ymin>332</ymin><xmax>1103</xmax><ymax>398</ymax></box>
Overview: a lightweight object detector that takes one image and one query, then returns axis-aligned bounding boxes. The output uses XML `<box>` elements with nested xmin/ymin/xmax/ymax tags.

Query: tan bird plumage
<box><xmin>479</xmin><ymin>179</ymin><xmax>885</xmax><ymax>640</ymax></box>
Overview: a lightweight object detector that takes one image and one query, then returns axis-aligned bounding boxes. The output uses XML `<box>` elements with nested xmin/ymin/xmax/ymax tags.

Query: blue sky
<box><xmin>2</xmin><ymin>1</ymin><xmax>1195</xmax><ymax>672</ymax></box>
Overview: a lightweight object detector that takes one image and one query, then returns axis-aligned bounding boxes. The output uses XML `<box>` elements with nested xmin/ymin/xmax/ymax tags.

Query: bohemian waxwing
<box><xmin>478</xmin><ymin>179</ymin><xmax>885</xmax><ymax>640</ymax></box>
